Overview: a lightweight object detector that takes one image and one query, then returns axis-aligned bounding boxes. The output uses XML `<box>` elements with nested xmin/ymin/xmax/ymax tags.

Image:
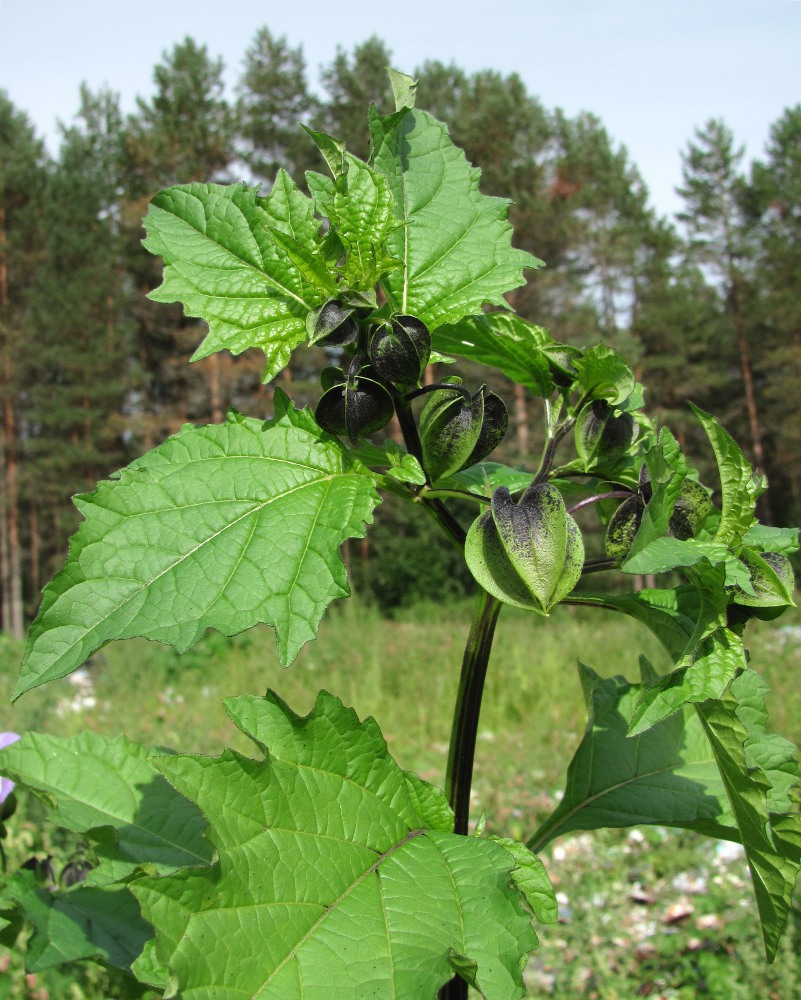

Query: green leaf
<box><xmin>742</xmin><ymin>523</ymin><xmax>799</xmax><ymax>555</ymax></box>
<box><xmin>696</xmin><ymin>671</ymin><xmax>801</xmax><ymax>962</ymax></box>
<box><xmin>690</xmin><ymin>404</ymin><xmax>762</xmax><ymax>547</ymax></box>
<box><xmin>0</xmin><ymin>870</ymin><xmax>151</xmax><ymax>973</ymax></box>
<box><xmin>432</xmin><ymin>314</ymin><xmax>555</xmax><ymax>396</ymax></box>
<box><xmin>530</xmin><ymin>663</ymin><xmax>801</xmax><ymax>963</ymax></box>
<box><xmin>488</xmin><ymin>837</ymin><xmax>558</xmax><ymax>927</ymax></box>
<box><xmin>574</xmin><ymin>345</ymin><xmax>636</xmax><ymax>405</ymax></box>
<box><xmin>0</xmin><ymin>731</ymin><xmax>211</xmax><ymax>882</ymax></box>
<box><xmin>369</xmin><ymin>106</ymin><xmax>542</xmax><ymax>329</ymax></box>
<box><xmin>622</xmin><ymin>428</ymin><xmax>687</xmax><ymax>569</ymax></box>
<box><xmin>384</xmin><ymin>441</ymin><xmax>427</xmax><ymax>486</ymax></box>
<box><xmin>628</xmin><ymin>627</ymin><xmax>746</xmax><ymax>735</ymax></box>
<box><xmin>132</xmin><ymin>691</ymin><xmax>536</xmax><ymax>998</ymax></box>
<box><xmin>314</xmin><ymin>153</ymin><xmax>401</xmax><ymax>291</ymax></box>
<box><xmin>388</xmin><ymin>68</ymin><xmax>418</xmax><ymax>111</ymax></box>
<box><xmin>529</xmin><ymin>662</ymin><xmax>735</xmax><ymax>852</ymax></box>
<box><xmin>17</xmin><ymin>394</ymin><xmax>380</xmax><ymax>696</ymax></box>
<box><xmin>143</xmin><ymin>175</ymin><xmax>335</xmax><ymax>382</ymax></box>
<box><xmin>623</xmin><ymin>535</ymin><xmax>732</xmax><ymax>575</ymax></box>
<box><xmin>301</xmin><ymin>126</ymin><xmax>346</xmax><ymax>178</ymax></box>
<box><xmin>598</xmin><ymin>587</ymin><xmax>701</xmax><ymax>663</ymax></box>
<box><xmin>131</xmin><ymin>939</ymin><xmax>173</xmax><ymax>992</ymax></box>
<box><xmin>449</xmin><ymin>461</ymin><xmax>533</xmax><ymax>498</ymax></box>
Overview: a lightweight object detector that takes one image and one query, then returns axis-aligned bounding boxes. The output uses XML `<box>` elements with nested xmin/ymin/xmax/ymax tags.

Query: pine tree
<box><xmin>315</xmin><ymin>37</ymin><xmax>395</xmax><ymax>160</ymax></box>
<box><xmin>23</xmin><ymin>87</ymin><xmax>137</xmax><ymax>588</ymax></box>
<box><xmin>551</xmin><ymin>111</ymin><xmax>659</xmax><ymax>355</ymax></box>
<box><xmin>633</xmin><ymin>220</ymin><xmax>732</xmax><ymax>465</ymax></box>
<box><xmin>748</xmin><ymin>106</ymin><xmax>801</xmax><ymax>524</ymax></box>
<box><xmin>121</xmin><ymin>38</ymin><xmax>239</xmax><ymax>447</ymax></box>
<box><xmin>236</xmin><ymin>27</ymin><xmax>320</xmax><ymax>185</ymax></box>
<box><xmin>676</xmin><ymin>119</ymin><xmax>769</xmax><ymax>514</ymax></box>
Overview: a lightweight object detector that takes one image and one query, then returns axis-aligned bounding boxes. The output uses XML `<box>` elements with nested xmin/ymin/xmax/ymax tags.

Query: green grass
<box><xmin>1</xmin><ymin>600</ymin><xmax>800</xmax><ymax>998</ymax></box>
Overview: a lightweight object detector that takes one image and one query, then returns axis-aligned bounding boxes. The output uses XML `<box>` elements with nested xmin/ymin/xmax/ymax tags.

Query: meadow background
<box><xmin>2</xmin><ymin>598</ymin><xmax>799</xmax><ymax>999</ymax></box>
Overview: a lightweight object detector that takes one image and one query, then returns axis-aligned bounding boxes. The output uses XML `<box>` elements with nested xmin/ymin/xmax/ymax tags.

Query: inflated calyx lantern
<box><xmin>306</xmin><ymin>299</ymin><xmax>359</xmax><ymax>348</ymax></box>
<box><xmin>465</xmin><ymin>483</ymin><xmax>584</xmax><ymax>614</ymax></box>
<box><xmin>605</xmin><ymin>465</ymin><xmax>712</xmax><ymax>560</ymax></box>
<box><xmin>314</xmin><ymin>354</ymin><xmax>394</xmax><ymax>444</ymax></box>
<box><xmin>369</xmin><ymin>314</ymin><xmax>431</xmax><ymax>388</ymax></box>
<box><xmin>418</xmin><ymin>383</ymin><xmax>508</xmax><ymax>482</ymax></box>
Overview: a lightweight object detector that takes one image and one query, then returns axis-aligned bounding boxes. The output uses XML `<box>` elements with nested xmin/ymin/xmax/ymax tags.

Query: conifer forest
<box><xmin>1</xmin><ymin>30</ymin><xmax>800</xmax><ymax>636</ymax></box>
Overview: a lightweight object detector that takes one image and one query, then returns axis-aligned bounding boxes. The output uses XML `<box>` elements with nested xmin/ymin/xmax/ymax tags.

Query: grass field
<box><xmin>1</xmin><ymin>598</ymin><xmax>800</xmax><ymax>998</ymax></box>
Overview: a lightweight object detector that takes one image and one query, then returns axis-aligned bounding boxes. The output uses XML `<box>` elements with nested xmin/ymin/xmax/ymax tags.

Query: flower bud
<box><xmin>307</xmin><ymin>299</ymin><xmax>359</xmax><ymax>347</ymax></box>
<box><xmin>369</xmin><ymin>314</ymin><xmax>431</xmax><ymax>387</ymax></box>
<box><xmin>419</xmin><ymin>385</ymin><xmax>507</xmax><ymax>482</ymax></box>
<box><xmin>315</xmin><ymin>357</ymin><xmax>394</xmax><ymax>444</ymax></box>
<box><xmin>465</xmin><ymin>484</ymin><xmax>584</xmax><ymax>614</ymax></box>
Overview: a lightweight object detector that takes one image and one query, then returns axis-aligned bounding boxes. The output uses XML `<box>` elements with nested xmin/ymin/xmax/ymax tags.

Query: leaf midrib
<box><xmin>531</xmin><ymin>754</ymin><xmax>722</xmax><ymax>851</ymax></box>
<box><xmin>253</xmin><ymin>828</ymin><xmax>426</xmax><ymax>995</ymax></box>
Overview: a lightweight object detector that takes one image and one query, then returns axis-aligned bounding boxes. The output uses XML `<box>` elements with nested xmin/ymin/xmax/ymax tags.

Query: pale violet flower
<box><xmin>0</xmin><ymin>732</ymin><xmax>21</xmax><ymax>804</ymax></box>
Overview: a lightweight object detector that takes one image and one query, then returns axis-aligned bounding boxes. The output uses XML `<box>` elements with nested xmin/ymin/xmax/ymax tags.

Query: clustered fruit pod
<box><xmin>575</xmin><ymin>400</ymin><xmax>637</xmax><ymax>471</ymax></box>
<box><xmin>465</xmin><ymin>484</ymin><xmax>584</xmax><ymax>614</ymax></box>
<box><xmin>369</xmin><ymin>314</ymin><xmax>431</xmax><ymax>387</ymax></box>
<box><xmin>419</xmin><ymin>384</ymin><xmax>508</xmax><ymax>482</ymax></box>
<box><xmin>314</xmin><ymin>355</ymin><xmax>394</xmax><ymax>444</ymax></box>
<box><xmin>604</xmin><ymin>471</ymin><xmax>712</xmax><ymax>560</ymax></box>
<box><xmin>306</xmin><ymin>299</ymin><xmax>359</xmax><ymax>347</ymax></box>
<box><xmin>541</xmin><ymin>343</ymin><xmax>582</xmax><ymax>389</ymax></box>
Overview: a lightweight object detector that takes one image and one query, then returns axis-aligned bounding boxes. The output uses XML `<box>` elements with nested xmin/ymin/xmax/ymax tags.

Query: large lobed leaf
<box><xmin>0</xmin><ymin>730</ymin><xmax>212</xmax><ymax>972</ymax></box>
<box><xmin>132</xmin><ymin>690</ymin><xmax>541</xmax><ymax>999</ymax></box>
<box><xmin>529</xmin><ymin>661</ymin><xmax>734</xmax><ymax>852</ymax></box>
<box><xmin>0</xmin><ymin>870</ymin><xmax>151</xmax><ymax>973</ymax></box>
<box><xmin>696</xmin><ymin>670</ymin><xmax>801</xmax><ymax>962</ymax></box>
<box><xmin>143</xmin><ymin>174</ymin><xmax>335</xmax><ymax>382</ymax></box>
<box><xmin>0</xmin><ymin>730</ymin><xmax>211</xmax><ymax>883</ymax></box>
<box><xmin>530</xmin><ymin>662</ymin><xmax>801</xmax><ymax>962</ymax></box>
<box><xmin>16</xmin><ymin>393</ymin><xmax>380</xmax><ymax>697</ymax></box>
<box><xmin>369</xmin><ymin>106</ymin><xmax>542</xmax><ymax>330</ymax></box>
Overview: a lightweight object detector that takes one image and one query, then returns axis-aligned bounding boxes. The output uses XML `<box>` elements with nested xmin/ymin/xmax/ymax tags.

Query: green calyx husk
<box><xmin>465</xmin><ymin>484</ymin><xmax>584</xmax><ymax>614</ymax></box>
<box><xmin>419</xmin><ymin>384</ymin><xmax>508</xmax><ymax>482</ymax></box>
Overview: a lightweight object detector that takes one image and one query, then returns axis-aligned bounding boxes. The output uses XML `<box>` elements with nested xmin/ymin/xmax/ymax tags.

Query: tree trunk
<box><xmin>513</xmin><ymin>383</ymin><xmax>529</xmax><ymax>459</ymax></box>
<box><xmin>0</xmin><ymin>206</ymin><xmax>24</xmax><ymax>638</ymax></box>
<box><xmin>207</xmin><ymin>352</ymin><xmax>223</xmax><ymax>423</ymax></box>
<box><xmin>29</xmin><ymin>499</ymin><xmax>40</xmax><ymax>598</ymax></box>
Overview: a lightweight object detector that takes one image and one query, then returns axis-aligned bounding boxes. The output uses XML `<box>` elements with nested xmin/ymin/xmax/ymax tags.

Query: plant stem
<box><xmin>528</xmin><ymin>416</ymin><xmax>575</xmax><ymax>493</ymax></box>
<box><xmin>392</xmin><ymin>390</ymin><xmax>425</xmax><ymax>467</ymax></box>
<box><xmin>445</xmin><ymin>589</ymin><xmax>502</xmax><ymax>835</ymax></box>
<box><xmin>439</xmin><ymin>590</ymin><xmax>500</xmax><ymax>1000</ymax></box>
<box><xmin>419</xmin><ymin>486</ymin><xmax>491</xmax><ymax>506</ymax></box>
<box><xmin>392</xmin><ymin>389</ymin><xmax>468</xmax><ymax>549</ymax></box>
<box><xmin>567</xmin><ymin>490</ymin><xmax>633</xmax><ymax>515</ymax></box>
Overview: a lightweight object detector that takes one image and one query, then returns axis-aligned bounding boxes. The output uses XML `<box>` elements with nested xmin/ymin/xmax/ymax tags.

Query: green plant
<box><xmin>0</xmin><ymin>71</ymin><xmax>799</xmax><ymax>999</ymax></box>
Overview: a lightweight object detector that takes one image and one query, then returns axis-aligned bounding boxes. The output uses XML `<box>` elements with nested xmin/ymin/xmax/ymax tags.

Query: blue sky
<box><xmin>1</xmin><ymin>0</ymin><xmax>798</xmax><ymax>217</ymax></box>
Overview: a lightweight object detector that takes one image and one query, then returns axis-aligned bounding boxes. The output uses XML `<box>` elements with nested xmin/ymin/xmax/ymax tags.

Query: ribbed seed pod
<box><xmin>369</xmin><ymin>315</ymin><xmax>431</xmax><ymax>387</ymax></box>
